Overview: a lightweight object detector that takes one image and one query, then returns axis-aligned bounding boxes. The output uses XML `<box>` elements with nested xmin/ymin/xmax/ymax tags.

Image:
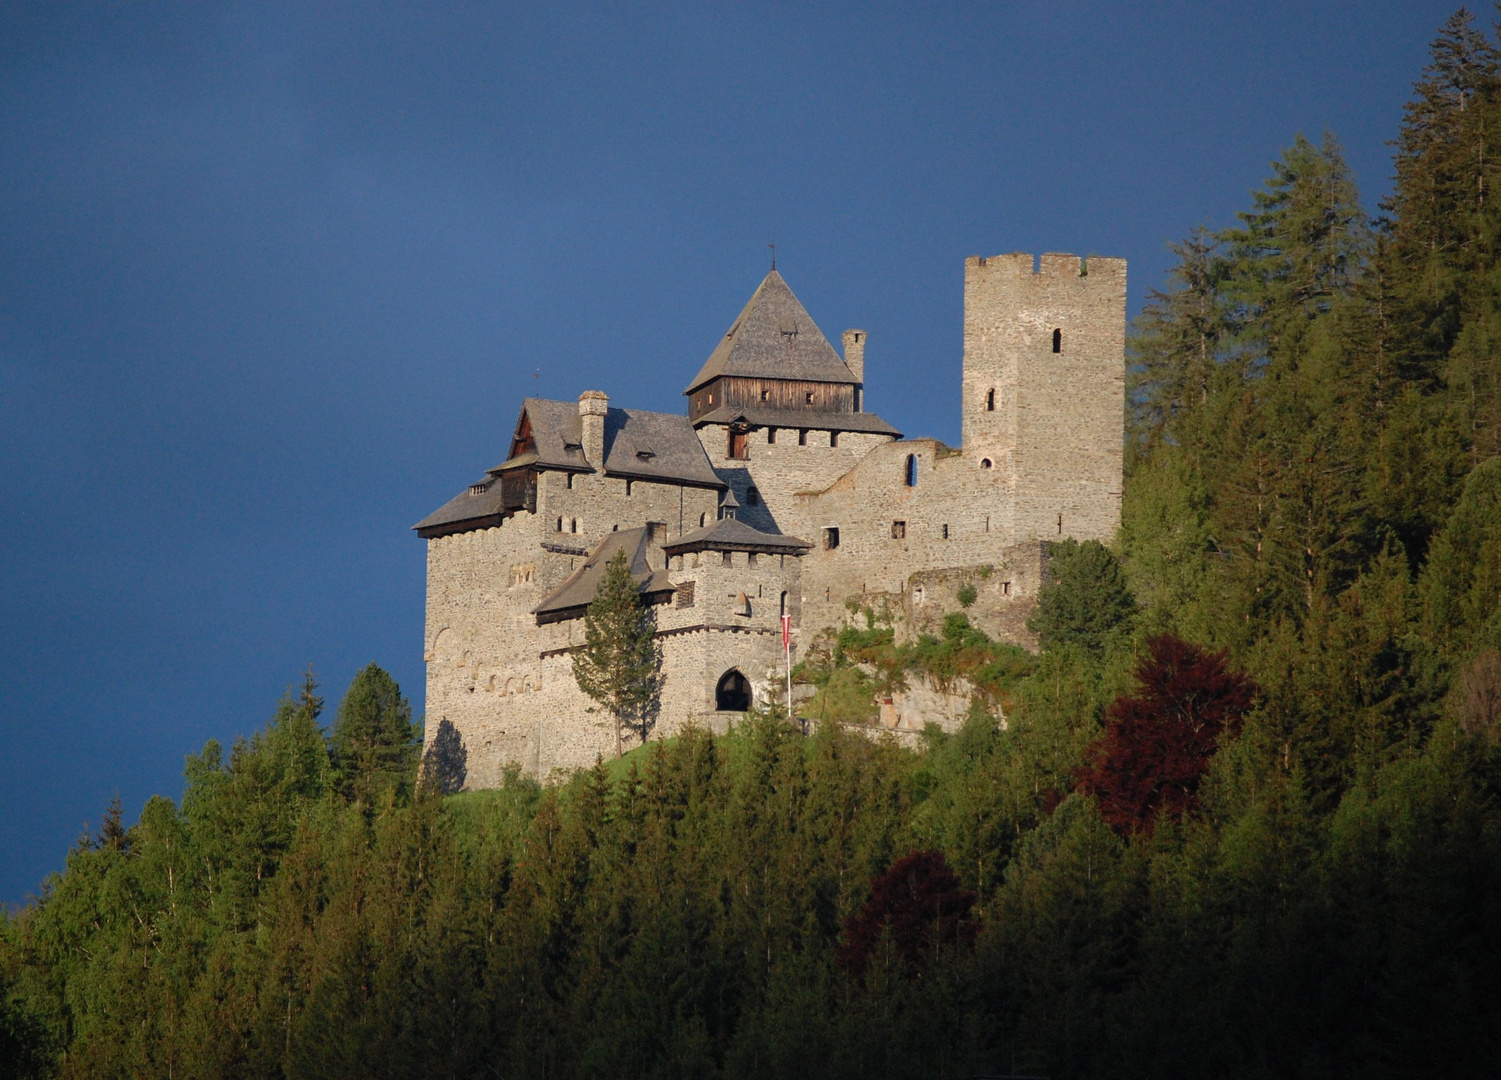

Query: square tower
<box><xmin>961</xmin><ymin>252</ymin><xmax>1125</xmax><ymax>544</ymax></box>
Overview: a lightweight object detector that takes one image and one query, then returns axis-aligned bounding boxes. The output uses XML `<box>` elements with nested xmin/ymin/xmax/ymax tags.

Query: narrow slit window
<box><xmin>941</xmin><ymin>524</ymin><xmax>949</xmax><ymax>539</ymax></box>
<box><xmin>1052</xmin><ymin>328</ymin><xmax>1062</xmax><ymax>353</ymax></box>
<box><xmin>798</xmin><ymin>429</ymin><xmax>808</xmax><ymax>446</ymax></box>
<box><xmin>986</xmin><ymin>388</ymin><xmax>995</xmax><ymax>411</ymax></box>
<box><xmin>830</xmin><ymin>431</ymin><xmax>839</xmax><ymax>447</ymax></box>
<box><xmin>904</xmin><ymin>454</ymin><xmax>917</xmax><ymax>487</ymax></box>
<box><xmin>625</xmin><ymin>480</ymin><xmax>633</xmax><ymax>497</ymax></box>
<box><xmin>768</xmin><ymin>427</ymin><xmax>777</xmax><ymax>444</ymax></box>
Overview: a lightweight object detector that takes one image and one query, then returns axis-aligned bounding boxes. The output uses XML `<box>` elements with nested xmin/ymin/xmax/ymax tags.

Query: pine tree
<box><xmin>572</xmin><ymin>551</ymin><xmax>664</xmax><ymax>758</ymax></box>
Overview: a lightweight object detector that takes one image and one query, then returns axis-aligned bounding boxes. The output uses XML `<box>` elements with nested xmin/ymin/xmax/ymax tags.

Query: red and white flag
<box><xmin>781</xmin><ymin>614</ymin><xmax>791</xmax><ymax>649</ymax></box>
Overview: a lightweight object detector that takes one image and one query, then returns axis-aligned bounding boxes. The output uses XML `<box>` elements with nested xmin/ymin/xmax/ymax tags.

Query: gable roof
<box><xmin>685</xmin><ymin>271</ymin><xmax>858</xmax><ymax>394</ymax></box>
<box><xmin>662</xmin><ymin>516</ymin><xmax>811</xmax><ymax>557</ymax></box>
<box><xmin>489</xmin><ymin>398</ymin><xmax>722</xmax><ymax>488</ymax></box>
<box><xmin>532</xmin><ymin>527</ymin><xmax>676</xmax><ymax>624</ymax></box>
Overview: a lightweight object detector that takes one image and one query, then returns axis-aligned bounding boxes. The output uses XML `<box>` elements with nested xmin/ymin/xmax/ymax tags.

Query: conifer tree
<box><xmin>572</xmin><ymin>551</ymin><xmax>664</xmax><ymax>758</ymax></box>
<box><xmin>1027</xmin><ymin>539</ymin><xmax>1136</xmax><ymax>655</ymax></box>
<box><xmin>330</xmin><ymin>663</ymin><xmax>417</xmax><ymax>803</ymax></box>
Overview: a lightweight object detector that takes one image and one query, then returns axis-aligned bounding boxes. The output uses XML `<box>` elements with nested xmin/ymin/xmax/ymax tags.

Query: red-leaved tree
<box><xmin>1077</xmin><ymin>633</ymin><xmax>1257</xmax><ymax>836</ymax></box>
<box><xmin>837</xmin><ymin>850</ymin><xmax>977</xmax><ymax>979</ymax></box>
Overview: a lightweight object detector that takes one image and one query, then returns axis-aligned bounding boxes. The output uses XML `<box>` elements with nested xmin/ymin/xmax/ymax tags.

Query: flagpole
<box><xmin>783</xmin><ymin>613</ymin><xmax>794</xmax><ymax>730</ymax></box>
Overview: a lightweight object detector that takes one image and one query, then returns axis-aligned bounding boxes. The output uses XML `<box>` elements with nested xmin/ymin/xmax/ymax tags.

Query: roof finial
<box><xmin>768</xmin><ymin>239</ymin><xmax>776</xmax><ymax>271</ymax></box>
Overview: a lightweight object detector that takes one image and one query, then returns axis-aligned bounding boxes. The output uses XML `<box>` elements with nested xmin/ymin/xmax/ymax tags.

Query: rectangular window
<box><xmin>823</xmin><ymin>527</ymin><xmax>840</xmax><ymax>550</ymax></box>
<box><xmin>760</xmin><ymin>387</ymin><xmax>770</xmax><ymax>402</ymax></box>
<box><xmin>891</xmin><ymin>521</ymin><xmax>906</xmax><ymax>540</ymax></box>
<box><xmin>729</xmin><ymin>430</ymin><xmax>749</xmax><ymax>459</ymax></box>
<box><xmin>767</xmin><ymin>427</ymin><xmax>777</xmax><ymax>444</ymax></box>
<box><xmin>798</xmin><ymin>429</ymin><xmax>808</xmax><ymax>446</ymax></box>
<box><xmin>676</xmin><ymin>581</ymin><xmax>696</xmax><ymax>608</ymax></box>
<box><xmin>1002</xmin><ymin>581</ymin><xmax>1011</xmax><ymax>596</ymax></box>
<box><xmin>830</xmin><ymin>431</ymin><xmax>840</xmax><ymax>447</ymax></box>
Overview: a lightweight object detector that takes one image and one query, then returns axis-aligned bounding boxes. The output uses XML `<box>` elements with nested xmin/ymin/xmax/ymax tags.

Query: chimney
<box><xmin>579</xmin><ymin>390</ymin><xmax>608</xmax><ymax>469</ymax></box>
<box><xmin>843</xmin><ymin>329</ymin><xmax>865</xmax><ymax>412</ymax></box>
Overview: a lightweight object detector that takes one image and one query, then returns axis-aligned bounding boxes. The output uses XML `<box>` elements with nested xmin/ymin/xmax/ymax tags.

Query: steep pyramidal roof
<box><xmin>685</xmin><ymin>270</ymin><xmax>858</xmax><ymax>394</ymax></box>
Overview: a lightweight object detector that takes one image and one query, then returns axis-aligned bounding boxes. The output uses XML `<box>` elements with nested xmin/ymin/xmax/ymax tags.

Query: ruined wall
<box><xmin>794</xmin><ymin>438</ymin><xmax>1019</xmax><ymax>636</ymax></box>
<box><xmin>962</xmin><ymin>252</ymin><xmax>1125</xmax><ymax>544</ymax></box>
<box><xmin>697</xmin><ymin>424</ymin><xmax>893</xmax><ymax>538</ymax></box>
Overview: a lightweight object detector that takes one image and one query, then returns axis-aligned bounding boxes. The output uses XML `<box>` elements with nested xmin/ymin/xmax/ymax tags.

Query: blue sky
<box><xmin>0</xmin><ymin>1</ymin><xmax>1460</xmax><ymax>904</ymax></box>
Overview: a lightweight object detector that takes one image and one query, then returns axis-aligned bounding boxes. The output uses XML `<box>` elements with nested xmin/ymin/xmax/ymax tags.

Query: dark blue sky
<box><xmin>0</xmin><ymin>1</ymin><xmax>1457</xmax><ymax>904</ymax></box>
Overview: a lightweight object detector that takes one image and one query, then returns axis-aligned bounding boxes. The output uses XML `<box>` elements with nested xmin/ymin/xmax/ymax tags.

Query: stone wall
<box><xmin>794</xmin><ymin>438</ymin><xmax>1020</xmax><ymax>636</ymax></box>
<box><xmin>961</xmin><ymin>252</ymin><xmax>1125</xmax><ymax>545</ymax></box>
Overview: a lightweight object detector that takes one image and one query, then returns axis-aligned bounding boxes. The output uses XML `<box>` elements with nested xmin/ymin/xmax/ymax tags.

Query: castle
<box><xmin>415</xmin><ymin>253</ymin><xmax>1125</xmax><ymax>785</ymax></box>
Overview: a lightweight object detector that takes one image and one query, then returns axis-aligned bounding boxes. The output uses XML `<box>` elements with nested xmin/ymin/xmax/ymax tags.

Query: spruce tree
<box><xmin>572</xmin><ymin>551</ymin><xmax>664</xmax><ymax>757</ymax></box>
<box><xmin>330</xmin><ymin>663</ymin><xmax>418</xmax><ymax>803</ymax></box>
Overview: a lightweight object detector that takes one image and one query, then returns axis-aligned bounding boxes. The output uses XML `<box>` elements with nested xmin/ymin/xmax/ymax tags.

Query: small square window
<box><xmin>823</xmin><ymin>527</ymin><xmax>840</xmax><ymax>550</ymax></box>
<box><xmin>760</xmin><ymin>388</ymin><xmax>770</xmax><ymax>402</ymax></box>
<box><xmin>676</xmin><ymin>581</ymin><xmax>696</xmax><ymax>608</ymax></box>
<box><xmin>805</xmin><ymin>391</ymin><xmax>814</xmax><ymax>404</ymax></box>
<box><xmin>891</xmin><ymin>521</ymin><xmax>906</xmax><ymax>540</ymax></box>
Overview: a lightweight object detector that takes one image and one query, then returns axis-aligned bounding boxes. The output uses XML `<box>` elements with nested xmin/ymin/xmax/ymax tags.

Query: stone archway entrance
<box><xmin>715</xmin><ymin>669</ymin><xmax>752</xmax><ymax>712</ymax></box>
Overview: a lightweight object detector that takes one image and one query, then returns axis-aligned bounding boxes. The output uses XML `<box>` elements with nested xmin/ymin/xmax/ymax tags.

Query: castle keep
<box><xmin>416</xmin><ymin>254</ymin><xmax>1125</xmax><ymax>785</ymax></box>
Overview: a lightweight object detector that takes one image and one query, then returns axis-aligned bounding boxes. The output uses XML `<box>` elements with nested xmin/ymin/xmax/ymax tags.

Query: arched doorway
<box><xmin>715</xmin><ymin>669</ymin><xmax>752</xmax><ymax>712</ymax></box>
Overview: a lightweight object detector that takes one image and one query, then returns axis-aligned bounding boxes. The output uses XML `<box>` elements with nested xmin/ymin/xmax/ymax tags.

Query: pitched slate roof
<box><xmin>532</xmin><ymin>528</ymin><xmax>677</xmax><ymax>624</ymax></box>
<box><xmin>685</xmin><ymin>271</ymin><xmax>858</xmax><ymax>394</ymax></box>
<box><xmin>691</xmin><ymin>404</ymin><xmax>901</xmax><ymax>437</ymax></box>
<box><xmin>412</xmin><ymin>478</ymin><xmax>510</xmax><ymax>537</ymax></box>
<box><xmin>488</xmin><ymin>398</ymin><xmax>722</xmax><ymax>489</ymax></box>
<box><xmin>662</xmin><ymin>516</ymin><xmax>811</xmax><ymax>557</ymax></box>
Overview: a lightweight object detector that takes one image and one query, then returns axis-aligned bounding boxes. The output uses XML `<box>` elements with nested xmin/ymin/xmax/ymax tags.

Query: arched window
<box><xmin>1052</xmin><ymin>328</ymin><xmax>1062</xmax><ymax>353</ymax></box>
<box><xmin>716</xmin><ymin>669</ymin><xmax>752</xmax><ymax>711</ymax></box>
<box><xmin>904</xmin><ymin>453</ymin><xmax>917</xmax><ymax>487</ymax></box>
<box><xmin>780</xmin><ymin>591</ymin><xmax>787</xmax><ymax>617</ymax></box>
<box><xmin>985</xmin><ymin>388</ymin><xmax>995</xmax><ymax>411</ymax></box>
<box><xmin>700</xmin><ymin>512</ymin><xmax>708</xmax><ymax>527</ymax></box>
<box><xmin>980</xmin><ymin>458</ymin><xmax>992</xmax><ymax>469</ymax></box>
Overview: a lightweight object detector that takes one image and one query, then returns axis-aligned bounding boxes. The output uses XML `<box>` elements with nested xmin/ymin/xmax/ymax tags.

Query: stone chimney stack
<box><xmin>842</xmin><ymin>329</ymin><xmax>866</xmax><ymax>412</ymax></box>
<box><xmin>579</xmin><ymin>390</ymin><xmax>608</xmax><ymax>469</ymax></box>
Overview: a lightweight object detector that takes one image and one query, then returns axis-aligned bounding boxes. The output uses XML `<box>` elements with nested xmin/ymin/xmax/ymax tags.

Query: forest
<box><xmin>5</xmin><ymin>10</ymin><xmax>1501</xmax><ymax>1078</ymax></box>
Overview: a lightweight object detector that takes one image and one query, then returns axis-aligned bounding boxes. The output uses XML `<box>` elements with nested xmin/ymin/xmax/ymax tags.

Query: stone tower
<box><xmin>960</xmin><ymin>252</ymin><xmax>1126</xmax><ymax>544</ymax></box>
